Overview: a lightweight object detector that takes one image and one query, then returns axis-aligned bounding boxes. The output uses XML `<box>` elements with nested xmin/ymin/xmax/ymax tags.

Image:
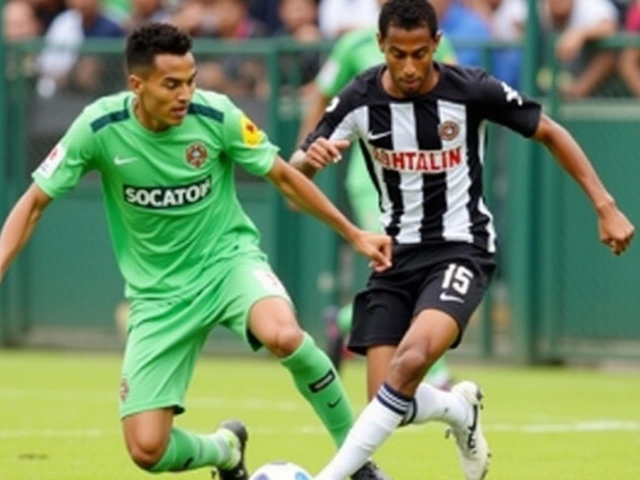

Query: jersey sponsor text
<box><xmin>124</xmin><ymin>176</ymin><xmax>212</xmax><ymax>209</ymax></box>
<box><xmin>371</xmin><ymin>146</ymin><xmax>463</xmax><ymax>173</ymax></box>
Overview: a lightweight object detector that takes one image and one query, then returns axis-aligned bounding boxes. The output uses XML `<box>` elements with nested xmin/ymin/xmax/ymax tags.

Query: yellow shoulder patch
<box><xmin>241</xmin><ymin>114</ymin><xmax>263</xmax><ymax>146</ymax></box>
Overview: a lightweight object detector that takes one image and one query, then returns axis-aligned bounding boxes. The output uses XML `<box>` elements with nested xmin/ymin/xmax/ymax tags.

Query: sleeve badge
<box><xmin>241</xmin><ymin>114</ymin><xmax>263</xmax><ymax>146</ymax></box>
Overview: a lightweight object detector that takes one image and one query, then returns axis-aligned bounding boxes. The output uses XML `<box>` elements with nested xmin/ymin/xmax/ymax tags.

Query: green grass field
<box><xmin>1</xmin><ymin>350</ymin><xmax>639</xmax><ymax>480</ymax></box>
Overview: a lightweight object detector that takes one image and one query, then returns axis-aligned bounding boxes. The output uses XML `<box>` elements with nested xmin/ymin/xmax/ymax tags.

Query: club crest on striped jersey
<box><xmin>438</xmin><ymin>120</ymin><xmax>460</xmax><ymax>141</ymax></box>
<box><xmin>185</xmin><ymin>142</ymin><xmax>208</xmax><ymax>168</ymax></box>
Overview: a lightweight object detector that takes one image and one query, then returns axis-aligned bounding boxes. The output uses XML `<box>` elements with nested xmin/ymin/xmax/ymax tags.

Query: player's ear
<box><xmin>128</xmin><ymin>73</ymin><xmax>143</xmax><ymax>95</ymax></box>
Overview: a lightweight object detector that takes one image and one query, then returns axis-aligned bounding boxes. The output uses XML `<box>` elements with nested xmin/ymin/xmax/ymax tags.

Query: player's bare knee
<box><xmin>264</xmin><ymin>324</ymin><xmax>304</xmax><ymax>357</ymax></box>
<box><xmin>126</xmin><ymin>434</ymin><xmax>167</xmax><ymax>470</ymax></box>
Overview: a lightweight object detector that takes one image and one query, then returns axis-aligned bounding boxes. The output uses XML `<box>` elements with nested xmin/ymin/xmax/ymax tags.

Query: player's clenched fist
<box><xmin>304</xmin><ymin>138</ymin><xmax>350</xmax><ymax>171</ymax></box>
<box><xmin>348</xmin><ymin>230</ymin><xmax>393</xmax><ymax>272</ymax></box>
<box><xmin>597</xmin><ymin>203</ymin><xmax>635</xmax><ymax>256</ymax></box>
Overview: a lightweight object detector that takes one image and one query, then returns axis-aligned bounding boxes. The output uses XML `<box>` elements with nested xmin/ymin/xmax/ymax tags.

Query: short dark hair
<box><xmin>378</xmin><ymin>0</ymin><xmax>439</xmax><ymax>39</ymax></box>
<box><xmin>125</xmin><ymin>22</ymin><xmax>192</xmax><ymax>73</ymax></box>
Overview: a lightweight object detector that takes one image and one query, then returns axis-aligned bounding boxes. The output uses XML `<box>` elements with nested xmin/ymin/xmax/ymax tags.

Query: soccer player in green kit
<box><xmin>0</xmin><ymin>23</ymin><xmax>393</xmax><ymax>480</ymax></box>
<box><xmin>297</xmin><ymin>0</ymin><xmax>456</xmax><ymax>392</ymax></box>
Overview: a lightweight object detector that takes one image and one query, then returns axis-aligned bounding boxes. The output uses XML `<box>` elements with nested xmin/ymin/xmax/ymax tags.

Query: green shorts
<box><xmin>119</xmin><ymin>252</ymin><xmax>291</xmax><ymax>419</ymax></box>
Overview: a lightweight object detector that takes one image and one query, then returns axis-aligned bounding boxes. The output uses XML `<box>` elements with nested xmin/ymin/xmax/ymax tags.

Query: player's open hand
<box><xmin>304</xmin><ymin>138</ymin><xmax>350</xmax><ymax>171</ymax></box>
<box><xmin>598</xmin><ymin>203</ymin><xmax>635</xmax><ymax>255</ymax></box>
<box><xmin>350</xmin><ymin>230</ymin><xmax>393</xmax><ymax>272</ymax></box>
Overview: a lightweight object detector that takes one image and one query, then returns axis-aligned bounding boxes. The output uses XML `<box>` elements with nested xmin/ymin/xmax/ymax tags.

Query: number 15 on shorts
<box><xmin>440</xmin><ymin>263</ymin><xmax>474</xmax><ymax>303</ymax></box>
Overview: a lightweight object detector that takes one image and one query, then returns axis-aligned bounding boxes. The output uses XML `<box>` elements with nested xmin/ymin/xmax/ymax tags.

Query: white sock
<box><xmin>315</xmin><ymin>383</ymin><xmax>411</xmax><ymax>480</ymax></box>
<box><xmin>402</xmin><ymin>382</ymin><xmax>469</xmax><ymax>427</ymax></box>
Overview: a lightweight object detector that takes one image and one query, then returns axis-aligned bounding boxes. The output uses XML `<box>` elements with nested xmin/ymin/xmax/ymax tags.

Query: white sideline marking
<box><xmin>1</xmin><ymin>421</ymin><xmax>639</xmax><ymax>440</ymax></box>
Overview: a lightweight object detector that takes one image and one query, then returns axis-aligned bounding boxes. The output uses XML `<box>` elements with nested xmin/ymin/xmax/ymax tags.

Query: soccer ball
<box><xmin>249</xmin><ymin>461</ymin><xmax>313</xmax><ymax>480</ymax></box>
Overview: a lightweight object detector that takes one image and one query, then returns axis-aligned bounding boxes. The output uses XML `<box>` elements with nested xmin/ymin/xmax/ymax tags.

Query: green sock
<box><xmin>150</xmin><ymin>427</ymin><xmax>238</xmax><ymax>472</ymax></box>
<box><xmin>281</xmin><ymin>333</ymin><xmax>354</xmax><ymax>447</ymax></box>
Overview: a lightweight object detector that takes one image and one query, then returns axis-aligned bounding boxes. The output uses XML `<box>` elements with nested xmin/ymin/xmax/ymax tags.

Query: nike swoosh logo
<box><xmin>439</xmin><ymin>292</ymin><xmax>464</xmax><ymax>303</ymax></box>
<box><xmin>368</xmin><ymin>130</ymin><xmax>392</xmax><ymax>141</ymax></box>
<box><xmin>327</xmin><ymin>397</ymin><xmax>343</xmax><ymax>408</ymax></box>
<box><xmin>114</xmin><ymin>156</ymin><xmax>139</xmax><ymax>166</ymax></box>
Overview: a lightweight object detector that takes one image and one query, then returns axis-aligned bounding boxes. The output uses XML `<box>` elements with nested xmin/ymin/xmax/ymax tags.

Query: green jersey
<box><xmin>314</xmin><ymin>28</ymin><xmax>457</xmax><ymax>200</ymax></box>
<box><xmin>33</xmin><ymin>90</ymin><xmax>278</xmax><ymax>300</ymax></box>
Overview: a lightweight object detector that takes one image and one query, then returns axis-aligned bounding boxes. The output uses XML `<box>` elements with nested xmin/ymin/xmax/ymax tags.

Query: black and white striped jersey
<box><xmin>301</xmin><ymin>63</ymin><xmax>542</xmax><ymax>253</ymax></box>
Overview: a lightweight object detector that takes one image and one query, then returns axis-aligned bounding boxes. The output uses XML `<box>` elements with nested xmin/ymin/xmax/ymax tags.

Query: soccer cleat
<box><xmin>213</xmin><ymin>420</ymin><xmax>249</xmax><ymax>480</ymax></box>
<box><xmin>445</xmin><ymin>381</ymin><xmax>490</xmax><ymax>480</ymax></box>
<box><xmin>351</xmin><ymin>460</ymin><xmax>392</xmax><ymax>480</ymax></box>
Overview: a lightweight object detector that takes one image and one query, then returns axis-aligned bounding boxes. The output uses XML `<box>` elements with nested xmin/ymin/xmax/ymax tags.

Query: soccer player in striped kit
<box><xmin>299</xmin><ymin>0</ymin><xmax>457</xmax><ymax>391</ymax></box>
<box><xmin>291</xmin><ymin>1</ymin><xmax>634</xmax><ymax>478</ymax></box>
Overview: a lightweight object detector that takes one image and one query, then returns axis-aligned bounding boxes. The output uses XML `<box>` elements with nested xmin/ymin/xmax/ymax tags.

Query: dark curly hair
<box><xmin>125</xmin><ymin>22</ymin><xmax>193</xmax><ymax>73</ymax></box>
<box><xmin>379</xmin><ymin>0</ymin><xmax>439</xmax><ymax>39</ymax></box>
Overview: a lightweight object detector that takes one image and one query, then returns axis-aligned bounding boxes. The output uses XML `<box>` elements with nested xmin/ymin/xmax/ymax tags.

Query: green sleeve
<box><xmin>315</xmin><ymin>33</ymin><xmax>362</xmax><ymax>98</ymax></box>
<box><xmin>220</xmin><ymin>96</ymin><xmax>279</xmax><ymax>177</ymax></box>
<box><xmin>32</xmin><ymin>110</ymin><xmax>97</xmax><ymax>199</ymax></box>
<box><xmin>435</xmin><ymin>34</ymin><xmax>457</xmax><ymax>64</ymax></box>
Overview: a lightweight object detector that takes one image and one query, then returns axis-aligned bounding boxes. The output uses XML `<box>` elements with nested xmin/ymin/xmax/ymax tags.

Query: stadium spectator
<box><xmin>466</xmin><ymin>0</ymin><xmax>526</xmax><ymax>87</ymax></box>
<box><xmin>617</xmin><ymin>0</ymin><xmax>640</xmax><ymax>96</ymax></box>
<box><xmin>274</xmin><ymin>0</ymin><xmax>322</xmax><ymax>90</ymax></box>
<box><xmin>121</xmin><ymin>0</ymin><xmax>172</xmax><ymax>32</ymax></box>
<box><xmin>276</xmin><ymin>0</ymin><xmax>320</xmax><ymax>44</ymax></box>
<box><xmin>174</xmin><ymin>0</ymin><xmax>269</xmax><ymax>96</ymax></box>
<box><xmin>3</xmin><ymin>0</ymin><xmax>43</xmax><ymax>81</ymax></box>
<box><xmin>318</xmin><ymin>0</ymin><xmax>379</xmax><ymax>38</ymax></box>
<box><xmin>0</xmin><ymin>22</ymin><xmax>392</xmax><ymax>480</ymax></box>
<box><xmin>3</xmin><ymin>0</ymin><xmax>43</xmax><ymax>43</ymax></box>
<box><xmin>26</xmin><ymin>0</ymin><xmax>66</xmax><ymax>32</ymax></box>
<box><xmin>170</xmin><ymin>0</ymin><xmax>218</xmax><ymax>37</ymax></box>
<box><xmin>291</xmin><ymin>1</ymin><xmax>634</xmax><ymax>478</ymax></box>
<box><xmin>431</xmin><ymin>0</ymin><xmax>493</xmax><ymax>68</ymax></box>
<box><xmin>36</xmin><ymin>0</ymin><xmax>124</xmax><ymax>97</ymax></box>
<box><xmin>611</xmin><ymin>0</ymin><xmax>631</xmax><ymax>24</ymax></box>
<box><xmin>248</xmin><ymin>0</ymin><xmax>282</xmax><ymax>33</ymax></box>
<box><xmin>540</xmin><ymin>0</ymin><xmax>619</xmax><ymax>98</ymax></box>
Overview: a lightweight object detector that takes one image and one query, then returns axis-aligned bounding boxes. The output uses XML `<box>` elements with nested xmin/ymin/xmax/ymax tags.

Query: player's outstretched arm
<box><xmin>532</xmin><ymin>114</ymin><xmax>635</xmax><ymax>255</ymax></box>
<box><xmin>267</xmin><ymin>157</ymin><xmax>392</xmax><ymax>271</ymax></box>
<box><xmin>0</xmin><ymin>183</ymin><xmax>53</xmax><ymax>282</ymax></box>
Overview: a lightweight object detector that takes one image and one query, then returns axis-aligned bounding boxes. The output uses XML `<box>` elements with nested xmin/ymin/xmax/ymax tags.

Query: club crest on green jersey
<box><xmin>185</xmin><ymin>142</ymin><xmax>208</xmax><ymax>168</ymax></box>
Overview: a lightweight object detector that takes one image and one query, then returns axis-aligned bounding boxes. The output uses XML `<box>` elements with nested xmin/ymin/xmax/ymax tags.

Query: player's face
<box><xmin>129</xmin><ymin>53</ymin><xmax>197</xmax><ymax>131</ymax></box>
<box><xmin>378</xmin><ymin>25</ymin><xmax>440</xmax><ymax>97</ymax></box>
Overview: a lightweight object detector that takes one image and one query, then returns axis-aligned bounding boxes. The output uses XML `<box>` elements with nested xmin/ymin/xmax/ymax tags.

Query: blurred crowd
<box><xmin>3</xmin><ymin>0</ymin><xmax>640</xmax><ymax>99</ymax></box>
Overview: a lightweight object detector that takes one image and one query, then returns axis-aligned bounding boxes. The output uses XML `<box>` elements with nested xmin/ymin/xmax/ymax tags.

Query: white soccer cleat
<box><xmin>445</xmin><ymin>381</ymin><xmax>490</xmax><ymax>480</ymax></box>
